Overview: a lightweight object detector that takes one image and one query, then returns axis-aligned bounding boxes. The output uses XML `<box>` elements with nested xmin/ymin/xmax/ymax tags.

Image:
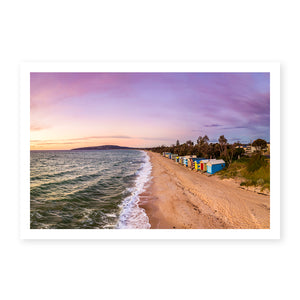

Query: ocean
<box><xmin>30</xmin><ymin>150</ymin><xmax>152</xmax><ymax>229</ymax></box>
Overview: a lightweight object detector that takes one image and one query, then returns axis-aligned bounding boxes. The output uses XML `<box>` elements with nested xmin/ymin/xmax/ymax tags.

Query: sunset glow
<box><xmin>30</xmin><ymin>72</ymin><xmax>270</xmax><ymax>150</ymax></box>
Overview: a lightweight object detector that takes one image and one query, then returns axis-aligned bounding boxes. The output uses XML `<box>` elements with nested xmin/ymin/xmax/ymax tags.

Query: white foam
<box><xmin>117</xmin><ymin>151</ymin><xmax>152</xmax><ymax>229</ymax></box>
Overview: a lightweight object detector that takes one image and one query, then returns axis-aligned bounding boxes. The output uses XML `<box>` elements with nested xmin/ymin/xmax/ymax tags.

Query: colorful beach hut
<box><xmin>188</xmin><ymin>157</ymin><xmax>204</xmax><ymax>169</ymax></box>
<box><xmin>193</xmin><ymin>158</ymin><xmax>204</xmax><ymax>170</ymax></box>
<box><xmin>176</xmin><ymin>156</ymin><xmax>183</xmax><ymax>163</ymax></box>
<box><xmin>182</xmin><ymin>155</ymin><xmax>196</xmax><ymax>167</ymax></box>
<box><xmin>199</xmin><ymin>159</ymin><xmax>212</xmax><ymax>171</ymax></box>
<box><xmin>206</xmin><ymin>159</ymin><xmax>226</xmax><ymax>174</ymax></box>
<box><xmin>171</xmin><ymin>154</ymin><xmax>178</xmax><ymax>160</ymax></box>
<box><xmin>183</xmin><ymin>157</ymin><xmax>189</xmax><ymax>167</ymax></box>
<box><xmin>194</xmin><ymin>160</ymin><xmax>201</xmax><ymax>170</ymax></box>
<box><xmin>164</xmin><ymin>152</ymin><xmax>171</xmax><ymax>159</ymax></box>
<box><xmin>187</xmin><ymin>158</ymin><xmax>194</xmax><ymax>168</ymax></box>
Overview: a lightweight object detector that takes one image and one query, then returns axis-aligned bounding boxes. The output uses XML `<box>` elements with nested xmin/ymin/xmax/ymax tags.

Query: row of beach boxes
<box><xmin>162</xmin><ymin>152</ymin><xmax>225</xmax><ymax>174</ymax></box>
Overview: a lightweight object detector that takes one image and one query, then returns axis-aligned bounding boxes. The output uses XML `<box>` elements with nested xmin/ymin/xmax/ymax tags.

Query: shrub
<box><xmin>257</xmin><ymin>178</ymin><xmax>264</xmax><ymax>185</ymax></box>
<box><xmin>246</xmin><ymin>154</ymin><xmax>267</xmax><ymax>173</ymax></box>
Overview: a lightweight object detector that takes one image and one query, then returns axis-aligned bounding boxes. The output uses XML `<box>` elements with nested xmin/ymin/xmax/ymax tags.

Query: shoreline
<box><xmin>117</xmin><ymin>150</ymin><xmax>152</xmax><ymax>229</ymax></box>
<box><xmin>139</xmin><ymin>152</ymin><xmax>270</xmax><ymax>229</ymax></box>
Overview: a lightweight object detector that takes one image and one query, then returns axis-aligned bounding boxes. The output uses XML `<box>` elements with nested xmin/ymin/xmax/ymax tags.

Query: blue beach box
<box><xmin>206</xmin><ymin>159</ymin><xmax>226</xmax><ymax>174</ymax></box>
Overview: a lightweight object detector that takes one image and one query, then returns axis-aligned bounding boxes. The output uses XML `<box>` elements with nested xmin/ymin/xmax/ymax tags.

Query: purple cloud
<box><xmin>204</xmin><ymin>124</ymin><xmax>223</xmax><ymax>128</ymax></box>
<box><xmin>31</xmin><ymin>72</ymin><xmax>270</xmax><ymax>148</ymax></box>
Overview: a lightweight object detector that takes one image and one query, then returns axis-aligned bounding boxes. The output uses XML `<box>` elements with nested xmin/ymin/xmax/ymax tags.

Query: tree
<box><xmin>176</xmin><ymin>140</ymin><xmax>180</xmax><ymax>147</ymax></box>
<box><xmin>186</xmin><ymin>140</ymin><xmax>194</xmax><ymax>146</ymax></box>
<box><xmin>227</xmin><ymin>143</ymin><xmax>245</xmax><ymax>165</ymax></box>
<box><xmin>208</xmin><ymin>143</ymin><xmax>220</xmax><ymax>159</ymax></box>
<box><xmin>179</xmin><ymin>143</ymin><xmax>188</xmax><ymax>156</ymax></box>
<box><xmin>218</xmin><ymin>135</ymin><xmax>228</xmax><ymax>155</ymax></box>
<box><xmin>226</xmin><ymin>144</ymin><xmax>235</xmax><ymax>166</ymax></box>
<box><xmin>234</xmin><ymin>147</ymin><xmax>245</xmax><ymax>159</ymax></box>
<box><xmin>197</xmin><ymin>135</ymin><xmax>209</xmax><ymax>145</ymax></box>
<box><xmin>195</xmin><ymin>135</ymin><xmax>209</xmax><ymax>157</ymax></box>
<box><xmin>252</xmin><ymin>139</ymin><xmax>267</xmax><ymax>153</ymax></box>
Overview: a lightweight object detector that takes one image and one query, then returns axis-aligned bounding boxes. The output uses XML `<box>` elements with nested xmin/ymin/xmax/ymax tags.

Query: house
<box><xmin>206</xmin><ymin>159</ymin><xmax>226</xmax><ymax>174</ymax></box>
<box><xmin>235</xmin><ymin>145</ymin><xmax>250</xmax><ymax>153</ymax></box>
<box><xmin>235</xmin><ymin>144</ymin><xmax>258</xmax><ymax>155</ymax></box>
<box><xmin>246</xmin><ymin>145</ymin><xmax>256</xmax><ymax>154</ymax></box>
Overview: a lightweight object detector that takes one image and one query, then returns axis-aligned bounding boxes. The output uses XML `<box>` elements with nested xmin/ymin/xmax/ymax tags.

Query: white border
<box><xmin>20</xmin><ymin>62</ymin><xmax>280</xmax><ymax>239</ymax></box>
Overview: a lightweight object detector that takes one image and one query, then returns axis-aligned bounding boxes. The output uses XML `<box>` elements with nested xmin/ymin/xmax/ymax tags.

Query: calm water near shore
<box><xmin>30</xmin><ymin>150</ymin><xmax>151</xmax><ymax>229</ymax></box>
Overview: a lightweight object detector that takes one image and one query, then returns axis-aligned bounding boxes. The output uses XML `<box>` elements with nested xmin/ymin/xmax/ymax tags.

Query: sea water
<box><xmin>30</xmin><ymin>150</ymin><xmax>152</xmax><ymax>229</ymax></box>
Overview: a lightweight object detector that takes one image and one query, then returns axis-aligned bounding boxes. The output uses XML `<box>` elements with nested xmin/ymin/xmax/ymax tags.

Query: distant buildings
<box><xmin>235</xmin><ymin>142</ymin><xmax>270</xmax><ymax>155</ymax></box>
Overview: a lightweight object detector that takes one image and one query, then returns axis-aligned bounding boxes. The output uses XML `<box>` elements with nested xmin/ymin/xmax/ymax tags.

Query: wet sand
<box><xmin>139</xmin><ymin>152</ymin><xmax>270</xmax><ymax>229</ymax></box>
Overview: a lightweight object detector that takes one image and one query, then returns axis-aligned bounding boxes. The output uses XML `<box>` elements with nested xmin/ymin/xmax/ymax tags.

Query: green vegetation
<box><xmin>148</xmin><ymin>136</ymin><xmax>270</xmax><ymax>191</ymax></box>
<box><xmin>252</xmin><ymin>138</ymin><xmax>268</xmax><ymax>153</ymax></box>
<box><xmin>219</xmin><ymin>154</ymin><xmax>270</xmax><ymax>191</ymax></box>
<box><xmin>148</xmin><ymin>135</ymin><xmax>245</xmax><ymax>163</ymax></box>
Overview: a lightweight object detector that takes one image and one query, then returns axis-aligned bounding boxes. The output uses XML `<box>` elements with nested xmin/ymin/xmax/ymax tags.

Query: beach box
<box><xmin>176</xmin><ymin>156</ymin><xmax>184</xmax><ymax>163</ymax></box>
<box><xmin>194</xmin><ymin>158</ymin><xmax>205</xmax><ymax>170</ymax></box>
<box><xmin>206</xmin><ymin>159</ymin><xmax>226</xmax><ymax>174</ymax></box>
<box><xmin>188</xmin><ymin>157</ymin><xmax>204</xmax><ymax>169</ymax></box>
<box><xmin>175</xmin><ymin>156</ymin><xmax>182</xmax><ymax>163</ymax></box>
<box><xmin>171</xmin><ymin>154</ymin><xmax>178</xmax><ymax>160</ymax></box>
<box><xmin>182</xmin><ymin>156</ymin><xmax>197</xmax><ymax>166</ymax></box>
<box><xmin>183</xmin><ymin>157</ymin><xmax>189</xmax><ymax>166</ymax></box>
<box><xmin>164</xmin><ymin>152</ymin><xmax>172</xmax><ymax>158</ymax></box>
<box><xmin>199</xmin><ymin>159</ymin><xmax>211</xmax><ymax>171</ymax></box>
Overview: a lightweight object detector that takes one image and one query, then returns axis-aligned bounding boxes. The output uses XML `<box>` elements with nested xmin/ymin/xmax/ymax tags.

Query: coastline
<box><xmin>117</xmin><ymin>150</ymin><xmax>152</xmax><ymax>229</ymax></box>
<box><xmin>139</xmin><ymin>152</ymin><xmax>270</xmax><ymax>229</ymax></box>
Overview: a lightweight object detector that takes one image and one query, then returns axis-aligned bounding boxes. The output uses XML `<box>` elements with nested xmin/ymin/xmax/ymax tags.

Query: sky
<box><xmin>30</xmin><ymin>72</ymin><xmax>270</xmax><ymax>150</ymax></box>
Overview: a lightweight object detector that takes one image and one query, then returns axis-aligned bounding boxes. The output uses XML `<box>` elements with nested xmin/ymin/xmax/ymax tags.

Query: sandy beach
<box><xmin>139</xmin><ymin>152</ymin><xmax>270</xmax><ymax>229</ymax></box>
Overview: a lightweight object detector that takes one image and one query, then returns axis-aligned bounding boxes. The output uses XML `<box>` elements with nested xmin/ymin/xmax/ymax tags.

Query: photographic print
<box><xmin>20</xmin><ymin>63</ymin><xmax>280</xmax><ymax>239</ymax></box>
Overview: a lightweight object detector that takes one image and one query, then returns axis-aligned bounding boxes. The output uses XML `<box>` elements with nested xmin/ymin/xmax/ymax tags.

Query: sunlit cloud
<box><xmin>30</xmin><ymin>124</ymin><xmax>50</xmax><ymax>131</ymax></box>
<box><xmin>30</xmin><ymin>72</ymin><xmax>270</xmax><ymax>149</ymax></box>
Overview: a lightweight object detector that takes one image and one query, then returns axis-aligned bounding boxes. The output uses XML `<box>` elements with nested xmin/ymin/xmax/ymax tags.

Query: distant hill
<box><xmin>71</xmin><ymin>145</ymin><xmax>137</xmax><ymax>151</ymax></box>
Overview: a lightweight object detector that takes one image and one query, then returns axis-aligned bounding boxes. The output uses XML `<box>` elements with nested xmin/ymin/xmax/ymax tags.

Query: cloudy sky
<box><xmin>30</xmin><ymin>72</ymin><xmax>270</xmax><ymax>150</ymax></box>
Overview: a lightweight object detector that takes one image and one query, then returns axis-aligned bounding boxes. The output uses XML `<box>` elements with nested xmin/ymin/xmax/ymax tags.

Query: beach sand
<box><xmin>139</xmin><ymin>152</ymin><xmax>270</xmax><ymax>229</ymax></box>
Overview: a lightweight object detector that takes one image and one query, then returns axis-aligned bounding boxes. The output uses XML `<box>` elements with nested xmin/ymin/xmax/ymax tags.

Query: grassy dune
<box><xmin>219</xmin><ymin>155</ymin><xmax>270</xmax><ymax>191</ymax></box>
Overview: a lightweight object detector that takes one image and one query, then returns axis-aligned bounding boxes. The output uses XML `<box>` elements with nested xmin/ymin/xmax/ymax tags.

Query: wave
<box><xmin>30</xmin><ymin>172</ymin><xmax>104</xmax><ymax>194</ymax></box>
<box><xmin>30</xmin><ymin>169</ymin><xmax>75</xmax><ymax>181</ymax></box>
<box><xmin>30</xmin><ymin>149</ymin><xmax>152</xmax><ymax>229</ymax></box>
<box><xmin>117</xmin><ymin>151</ymin><xmax>152</xmax><ymax>229</ymax></box>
